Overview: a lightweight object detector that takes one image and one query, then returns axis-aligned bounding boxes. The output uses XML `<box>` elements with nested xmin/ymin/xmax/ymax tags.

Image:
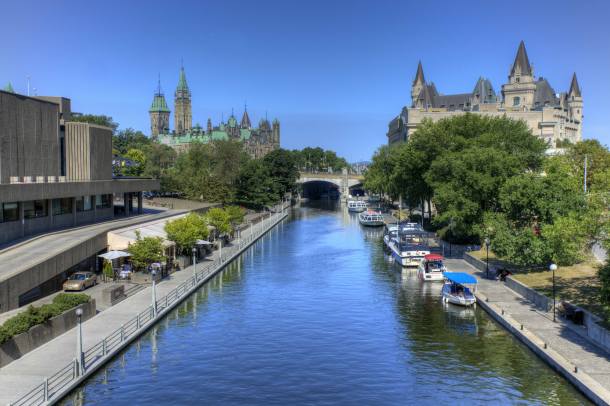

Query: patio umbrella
<box><xmin>98</xmin><ymin>250</ymin><xmax>132</xmax><ymax>260</ymax></box>
<box><xmin>196</xmin><ymin>240</ymin><xmax>212</xmax><ymax>245</ymax></box>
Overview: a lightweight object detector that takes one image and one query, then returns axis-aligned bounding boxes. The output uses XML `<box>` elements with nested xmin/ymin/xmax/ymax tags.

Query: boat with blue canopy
<box><xmin>442</xmin><ymin>272</ymin><xmax>477</xmax><ymax>307</ymax></box>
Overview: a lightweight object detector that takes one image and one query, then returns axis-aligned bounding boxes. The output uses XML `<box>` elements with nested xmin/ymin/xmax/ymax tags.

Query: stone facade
<box><xmin>150</xmin><ymin>66</ymin><xmax>280</xmax><ymax>158</ymax></box>
<box><xmin>388</xmin><ymin>41</ymin><xmax>583</xmax><ymax>147</ymax></box>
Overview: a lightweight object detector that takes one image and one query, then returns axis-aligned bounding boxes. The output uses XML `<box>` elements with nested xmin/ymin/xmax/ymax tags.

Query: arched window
<box><xmin>513</xmin><ymin>97</ymin><xmax>521</xmax><ymax>106</ymax></box>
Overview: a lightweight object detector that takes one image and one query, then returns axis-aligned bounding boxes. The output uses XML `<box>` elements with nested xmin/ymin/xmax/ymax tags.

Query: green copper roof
<box><xmin>211</xmin><ymin>130</ymin><xmax>229</xmax><ymax>141</ymax></box>
<box><xmin>3</xmin><ymin>82</ymin><xmax>15</xmax><ymax>93</ymax></box>
<box><xmin>240</xmin><ymin>128</ymin><xmax>252</xmax><ymax>140</ymax></box>
<box><xmin>149</xmin><ymin>93</ymin><xmax>170</xmax><ymax>113</ymax></box>
<box><xmin>177</xmin><ymin>67</ymin><xmax>189</xmax><ymax>92</ymax></box>
<box><xmin>228</xmin><ymin>115</ymin><xmax>238</xmax><ymax>127</ymax></box>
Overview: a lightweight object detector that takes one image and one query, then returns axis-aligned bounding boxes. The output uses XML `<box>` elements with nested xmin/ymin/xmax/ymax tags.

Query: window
<box><xmin>53</xmin><ymin>198</ymin><xmax>72</xmax><ymax>215</ymax></box>
<box><xmin>23</xmin><ymin>200</ymin><xmax>47</xmax><ymax>219</ymax></box>
<box><xmin>513</xmin><ymin>97</ymin><xmax>521</xmax><ymax>106</ymax></box>
<box><xmin>76</xmin><ymin>196</ymin><xmax>93</xmax><ymax>212</ymax></box>
<box><xmin>1</xmin><ymin>202</ymin><xmax>19</xmax><ymax>222</ymax></box>
<box><xmin>96</xmin><ymin>194</ymin><xmax>112</xmax><ymax>209</ymax></box>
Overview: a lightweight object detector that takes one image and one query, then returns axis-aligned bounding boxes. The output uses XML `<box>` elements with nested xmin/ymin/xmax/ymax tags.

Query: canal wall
<box><xmin>475</xmin><ymin>291</ymin><xmax>610</xmax><ymax>406</ymax></box>
<box><xmin>2</xmin><ymin>209</ymin><xmax>289</xmax><ymax>406</ymax></box>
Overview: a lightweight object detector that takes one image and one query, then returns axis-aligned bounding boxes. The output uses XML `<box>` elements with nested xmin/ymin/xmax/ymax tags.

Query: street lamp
<box><xmin>75</xmin><ymin>308</ymin><xmax>84</xmax><ymax>376</ymax></box>
<box><xmin>151</xmin><ymin>269</ymin><xmax>157</xmax><ymax>317</ymax></box>
<box><xmin>192</xmin><ymin>247</ymin><xmax>197</xmax><ymax>279</ymax></box>
<box><xmin>550</xmin><ymin>263</ymin><xmax>558</xmax><ymax>322</ymax></box>
<box><xmin>484</xmin><ymin>237</ymin><xmax>490</xmax><ymax>279</ymax></box>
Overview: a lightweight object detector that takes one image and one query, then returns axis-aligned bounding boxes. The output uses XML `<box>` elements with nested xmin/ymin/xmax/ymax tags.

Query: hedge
<box><xmin>0</xmin><ymin>293</ymin><xmax>90</xmax><ymax>344</ymax></box>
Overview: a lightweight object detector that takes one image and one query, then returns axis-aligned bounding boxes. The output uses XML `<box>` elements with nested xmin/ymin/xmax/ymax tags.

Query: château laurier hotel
<box><xmin>387</xmin><ymin>41</ymin><xmax>583</xmax><ymax>148</ymax></box>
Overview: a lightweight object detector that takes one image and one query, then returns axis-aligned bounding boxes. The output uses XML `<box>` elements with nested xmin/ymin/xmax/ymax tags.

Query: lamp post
<box><xmin>75</xmin><ymin>308</ymin><xmax>84</xmax><ymax>376</ymax></box>
<box><xmin>484</xmin><ymin>237</ymin><xmax>490</xmax><ymax>279</ymax></box>
<box><xmin>151</xmin><ymin>269</ymin><xmax>157</xmax><ymax>318</ymax></box>
<box><xmin>192</xmin><ymin>247</ymin><xmax>197</xmax><ymax>279</ymax></box>
<box><xmin>550</xmin><ymin>263</ymin><xmax>558</xmax><ymax>322</ymax></box>
<box><xmin>218</xmin><ymin>239</ymin><xmax>222</xmax><ymax>261</ymax></box>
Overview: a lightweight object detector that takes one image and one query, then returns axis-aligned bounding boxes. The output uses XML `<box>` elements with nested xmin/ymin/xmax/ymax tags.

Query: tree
<box><xmin>127</xmin><ymin>231</ymin><xmax>165</xmax><ymax>271</ymax></box>
<box><xmin>70</xmin><ymin>114</ymin><xmax>118</xmax><ymax>133</ymax></box>
<box><xmin>123</xmin><ymin>148</ymin><xmax>146</xmax><ymax>176</ymax></box>
<box><xmin>164</xmin><ymin>213</ymin><xmax>209</xmax><ymax>256</ymax></box>
<box><xmin>541</xmin><ymin>213</ymin><xmax>588</xmax><ymax>266</ymax></box>
<box><xmin>103</xmin><ymin>260</ymin><xmax>114</xmax><ymax>281</ymax></box>
<box><xmin>225</xmin><ymin>206</ymin><xmax>246</xmax><ymax>227</ymax></box>
<box><xmin>112</xmin><ymin>128</ymin><xmax>151</xmax><ymax>155</ymax></box>
<box><xmin>235</xmin><ymin>159</ymin><xmax>278</xmax><ymax>208</ymax></box>
<box><xmin>206</xmin><ymin>208</ymin><xmax>232</xmax><ymax>236</ymax></box>
<box><xmin>363</xmin><ymin>145</ymin><xmax>398</xmax><ymax>198</ymax></box>
<box><xmin>263</xmin><ymin>149</ymin><xmax>299</xmax><ymax>198</ymax></box>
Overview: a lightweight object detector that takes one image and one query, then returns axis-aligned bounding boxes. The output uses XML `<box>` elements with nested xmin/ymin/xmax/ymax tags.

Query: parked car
<box><xmin>63</xmin><ymin>272</ymin><xmax>97</xmax><ymax>291</ymax></box>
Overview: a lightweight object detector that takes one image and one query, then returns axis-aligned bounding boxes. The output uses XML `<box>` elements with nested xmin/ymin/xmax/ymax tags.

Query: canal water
<box><xmin>63</xmin><ymin>203</ymin><xmax>589</xmax><ymax>405</ymax></box>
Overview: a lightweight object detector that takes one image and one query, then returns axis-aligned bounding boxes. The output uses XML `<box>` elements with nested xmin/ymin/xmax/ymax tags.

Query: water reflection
<box><xmin>61</xmin><ymin>202</ymin><xmax>589</xmax><ymax>405</ymax></box>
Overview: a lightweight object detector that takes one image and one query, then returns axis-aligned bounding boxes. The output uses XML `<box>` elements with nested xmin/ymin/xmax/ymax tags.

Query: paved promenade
<box><xmin>0</xmin><ymin>210</ymin><xmax>287</xmax><ymax>405</ymax></box>
<box><xmin>447</xmin><ymin>259</ymin><xmax>610</xmax><ymax>405</ymax></box>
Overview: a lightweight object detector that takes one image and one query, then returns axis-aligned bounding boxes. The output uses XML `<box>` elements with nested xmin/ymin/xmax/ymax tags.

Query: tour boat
<box><xmin>389</xmin><ymin>230</ymin><xmax>431</xmax><ymax>267</ymax></box>
<box><xmin>358</xmin><ymin>210</ymin><xmax>385</xmax><ymax>227</ymax></box>
<box><xmin>417</xmin><ymin>253</ymin><xmax>446</xmax><ymax>281</ymax></box>
<box><xmin>442</xmin><ymin>272</ymin><xmax>477</xmax><ymax>306</ymax></box>
<box><xmin>347</xmin><ymin>200</ymin><xmax>367</xmax><ymax>213</ymax></box>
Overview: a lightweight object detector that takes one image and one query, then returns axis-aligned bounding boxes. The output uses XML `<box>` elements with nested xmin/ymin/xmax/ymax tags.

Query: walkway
<box><xmin>447</xmin><ymin>259</ymin><xmax>610</xmax><ymax>405</ymax></box>
<box><xmin>0</xmin><ymin>210</ymin><xmax>287</xmax><ymax>405</ymax></box>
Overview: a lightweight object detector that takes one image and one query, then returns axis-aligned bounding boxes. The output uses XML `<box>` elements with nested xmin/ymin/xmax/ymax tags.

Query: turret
<box><xmin>411</xmin><ymin>61</ymin><xmax>426</xmax><ymax>107</ymax></box>
<box><xmin>174</xmin><ymin>63</ymin><xmax>192</xmax><ymax>135</ymax></box>
<box><xmin>567</xmin><ymin>73</ymin><xmax>583</xmax><ymax>122</ymax></box>
<box><xmin>272</xmin><ymin>118</ymin><xmax>280</xmax><ymax>146</ymax></box>
<box><xmin>207</xmin><ymin>118</ymin><xmax>213</xmax><ymax>134</ymax></box>
<box><xmin>240</xmin><ymin>104</ymin><xmax>252</xmax><ymax>129</ymax></box>
<box><xmin>149</xmin><ymin>77</ymin><xmax>170</xmax><ymax>139</ymax></box>
<box><xmin>501</xmin><ymin>41</ymin><xmax>537</xmax><ymax>109</ymax></box>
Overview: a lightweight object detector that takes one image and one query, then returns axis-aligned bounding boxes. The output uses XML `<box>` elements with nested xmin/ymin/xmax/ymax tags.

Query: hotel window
<box><xmin>96</xmin><ymin>194</ymin><xmax>112</xmax><ymax>209</ymax></box>
<box><xmin>1</xmin><ymin>202</ymin><xmax>19</xmax><ymax>222</ymax></box>
<box><xmin>53</xmin><ymin>198</ymin><xmax>72</xmax><ymax>215</ymax></box>
<box><xmin>513</xmin><ymin>97</ymin><xmax>520</xmax><ymax>106</ymax></box>
<box><xmin>76</xmin><ymin>196</ymin><xmax>93</xmax><ymax>212</ymax></box>
<box><xmin>23</xmin><ymin>200</ymin><xmax>47</xmax><ymax>219</ymax></box>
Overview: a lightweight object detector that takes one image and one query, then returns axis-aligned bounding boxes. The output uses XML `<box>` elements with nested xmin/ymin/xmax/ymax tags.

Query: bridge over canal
<box><xmin>298</xmin><ymin>171</ymin><xmax>364</xmax><ymax>199</ymax></box>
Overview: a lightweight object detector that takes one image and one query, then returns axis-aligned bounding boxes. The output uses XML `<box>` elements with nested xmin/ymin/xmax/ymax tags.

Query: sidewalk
<box><xmin>0</xmin><ymin>209</ymin><xmax>287</xmax><ymax>405</ymax></box>
<box><xmin>447</xmin><ymin>259</ymin><xmax>610</xmax><ymax>405</ymax></box>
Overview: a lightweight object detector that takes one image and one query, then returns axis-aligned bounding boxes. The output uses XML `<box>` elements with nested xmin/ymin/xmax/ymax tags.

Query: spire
<box><xmin>3</xmin><ymin>82</ymin><xmax>15</xmax><ymax>93</ymax></box>
<box><xmin>510</xmin><ymin>41</ymin><xmax>532</xmax><ymax>76</ymax></box>
<box><xmin>176</xmin><ymin>64</ymin><xmax>189</xmax><ymax>93</ymax></box>
<box><xmin>149</xmin><ymin>76</ymin><xmax>170</xmax><ymax>113</ymax></box>
<box><xmin>569</xmin><ymin>73</ymin><xmax>581</xmax><ymax>98</ymax></box>
<box><xmin>413</xmin><ymin>61</ymin><xmax>425</xmax><ymax>86</ymax></box>
<box><xmin>240</xmin><ymin>104</ymin><xmax>252</xmax><ymax>129</ymax></box>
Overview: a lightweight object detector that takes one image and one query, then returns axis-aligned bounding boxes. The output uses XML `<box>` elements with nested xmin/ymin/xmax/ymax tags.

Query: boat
<box><xmin>383</xmin><ymin>224</ymin><xmax>399</xmax><ymax>249</ymax></box>
<box><xmin>347</xmin><ymin>200</ymin><xmax>367</xmax><ymax>213</ymax></box>
<box><xmin>358</xmin><ymin>210</ymin><xmax>385</xmax><ymax>227</ymax></box>
<box><xmin>389</xmin><ymin>229</ymin><xmax>431</xmax><ymax>267</ymax></box>
<box><xmin>417</xmin><ymin>253</ymin><xmax>446</xmax><ymax>281</ymax></box>
<box><xmin>442</xmin><ymin>272</ymin><xmax>477</xmax><ymax>306</ymax></box>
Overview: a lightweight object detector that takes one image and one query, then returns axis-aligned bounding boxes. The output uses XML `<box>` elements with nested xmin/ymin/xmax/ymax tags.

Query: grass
<box><xmin>468</xmin><ymin>248</ymin><xmax>608</xmax><ymax>321</ymax></box>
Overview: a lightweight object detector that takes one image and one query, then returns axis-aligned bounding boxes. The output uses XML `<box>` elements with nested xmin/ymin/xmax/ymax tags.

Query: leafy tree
<box><xmin>235</xmin><ymin>159</ymin><xmax>278</xmax><ymax>207</ymax></box>
<box><xmin>127</xmin><ymin>230</ymin><xmax>165</xmax><ymax>271</ymax></box>
<box><xmin>103</xmin><ymin>260</ymin><xmax>114</xmax><ymax>281</ymax></box>
<box><xmin>70</xmin><ymin>114</ymin><xmax>118</xmax><ymax>133</ymax></box>
<box><xmin>123</xmin><ymin>148</ymin><xmax>146</xmax><ymax>176</ymax></box>
<box><xmin>113</xmin><ymin>128</ymin><xmax>151</xmax><ymax>155</ymax></box>
<box><xmin>225</xmin><ymin>206</ymin><xmax>246</xmax><ymax>227</ymax></box>
<box><xmin>541</xmin><ymin>213</ymin><xmax>588</xmax><ymax>266</ymax></box>
<box><xmin>206</xmin><ymin>207</ymin><xmax>232</xmax><ymax>236</ymax></box>
<box><xmin>164</xmin><ymin>213</ymin><xmax>209</xmax><ymax>255</ymax></box>
<box><xmin>263</xmin><ymin>148</ymin><xmax>299</xmax><ymax>197</ymax></box>
<box><xmin>363</xmin><ymin>145</ymin><xmax>398</xmax><ymax>198</ymax></box>
<box><xmin>600</xmin><ymin>261</ymin><xmax>610</xmax><ymax>309</ymax></box>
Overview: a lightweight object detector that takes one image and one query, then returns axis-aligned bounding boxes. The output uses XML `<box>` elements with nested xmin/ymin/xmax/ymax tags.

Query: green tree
<box><xmin>225</xmin><ymin>205</ymin><xmax>246</xmax><ymax>227</ymax></box>
<box><xmin>235</xmin><ymin>159</ymin><xmax>277</xmax><ymax>207</ymax></box>
<box><xmin>70</xmin><ymin>114</ymin><xmax>118</xmax><ymax>133</ymax></box>
<box><xmin>124</xmin><ymin>148</ymin><xmax>146</xmax><ymax>176</ymax></box>
<box><xmin>127</xmin><ymin>231</ymin><xmax>165</xmax><ymax>271</ymax></box>
<box><xmin>164</xmin><ymin>213</ymin><xmax>209</xmax><ymax>255</ymax></box>
<box><xmin>113</xmin><ymin>128</ymin><xmax>151</xmax><ymax>155</ymax></box>
<box><xmin>206</xmin><ymin>207</ymin><xmax>232</xmax><ymax>236</ymax></box>
<box><xmin>103</xmin><ymin>260</ymin><xmax>114</xmax><ymax>281</ymax></box>
<box><xmin>263</xmin><ymin>148</ymin><xmax>299</xmax><ymax>198</ymax></box>
<box><xmin>541</xmin><ymin>213</ymin><xmax>588</xmax><ymax>266</ymax></box>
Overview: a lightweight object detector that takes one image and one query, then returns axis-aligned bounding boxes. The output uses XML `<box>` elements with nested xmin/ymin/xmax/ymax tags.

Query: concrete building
<box><xmin>388</xmin><ymin>41</ymin><xmax>583</xmax><ymax>147</ymax></box>
<box><xmin>0</xmin><ymin>90</ymin><xmax>159</xmax><ymax>310</ymax></box>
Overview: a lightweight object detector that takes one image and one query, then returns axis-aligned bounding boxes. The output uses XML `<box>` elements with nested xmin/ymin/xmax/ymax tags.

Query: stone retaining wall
<box><xmin>0</xmin><ymin>300</ymin><xmax>96</xmax><ymax>367</ymax></box>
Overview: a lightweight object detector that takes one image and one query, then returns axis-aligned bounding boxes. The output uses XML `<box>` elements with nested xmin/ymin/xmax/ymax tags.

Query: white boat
<box><xmin>417</xmin><ymin>254</ymin><xmax>446</xmax><ymax>281</ymax></box>
<box><xmin>389</xmin><ymin>230</ymin><xmax>431</xmax><ymax>267</ymax></box>
<box><xmin>347</xmin><ymin>200</ymin><xmax>367</xmax><ymax>213</ymax></box>
<box><xmin>442</xmin><ymin>272</ymin><xmax>477</xmax><ymax>306</ymax></box>
<box><xmin>383</xmin><ymin>224</ymin><xmax>399</xmax><ymax>249</ymax></box>
<box><xmin>358</xmin><ymin>210</ymin><xmax>385</xmax><ymax>227</ymax></box>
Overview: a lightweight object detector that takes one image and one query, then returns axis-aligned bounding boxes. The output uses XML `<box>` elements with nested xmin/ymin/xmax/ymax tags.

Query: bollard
<box><xmin>574</xmin><ymin>366</ymin><xmax>578</xmax><ymax>373</ymax></box>
<box><xmin>501</xmin><ymin>309</ymin><xmax>505</xmax><ymax>315</ymax></box>
<box><xmin>44</xmin><ymin>378</ymin><xmax>49</xmax><ymax>401</ymax></box>
<box><xmin>544</xmin><ymin>343</ymin><xmax>547</xmax><ymax>349</ymax></box>
<box><xmin>520</xmin><ymin>324</ymin><xmax>523</xmax><ymax>330</ymax></box>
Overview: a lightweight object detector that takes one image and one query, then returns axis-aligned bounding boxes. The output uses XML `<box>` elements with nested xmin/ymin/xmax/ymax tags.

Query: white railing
<box><xmin>8</xmin><ymin>210</ymin><xmax>287</xmax><ymax>406</ymax></box>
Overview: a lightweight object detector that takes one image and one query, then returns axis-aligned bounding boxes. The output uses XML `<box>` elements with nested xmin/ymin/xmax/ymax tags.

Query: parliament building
<box><xmin>149</xmin><ymin>66</ymin><xmax>280</xmax><ymax>158</ymax></box>
<box><xmin>387</xmin><ymin>41</ymin><xmax>583</xmax><ymax>148</ymax></box>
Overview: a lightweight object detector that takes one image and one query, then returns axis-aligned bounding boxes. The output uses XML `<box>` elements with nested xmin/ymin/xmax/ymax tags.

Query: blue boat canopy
<box><xmin>443</xmin><ymin>272</ymin><xmax>478</xmax><ymax>285</ymax></box>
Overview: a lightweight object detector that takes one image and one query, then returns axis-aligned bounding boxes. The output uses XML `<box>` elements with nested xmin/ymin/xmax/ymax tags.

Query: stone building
<box><xmin>388</xmin><ymin>41</ymin><xmax>583</xmax><ymax>147</ymax></box>
<box><xmin>150</xmin><ymin>66</ymin><xmax>280</xmax><ymax>158</ymax></box>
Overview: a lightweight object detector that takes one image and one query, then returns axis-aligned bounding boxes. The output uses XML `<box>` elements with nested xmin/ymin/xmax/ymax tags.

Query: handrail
<box><xmin>8</xmin><ymin>209</ymin><xmax>287</xmax><ymax>406</ymax></box>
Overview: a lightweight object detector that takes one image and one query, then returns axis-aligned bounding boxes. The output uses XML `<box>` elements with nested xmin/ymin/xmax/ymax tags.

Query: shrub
<box><xmin>0</xmin><ymin>293</ymin><xmax>90</xmax><ymax>345</ymax></box>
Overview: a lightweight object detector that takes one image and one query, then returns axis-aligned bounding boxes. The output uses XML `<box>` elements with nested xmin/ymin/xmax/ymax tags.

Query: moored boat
<box><xmin>358</xmin><ymin>210</ymin><xmax>385</xmax><ymax>227</ymax></box>
<box><xmin>383</xmin><ymin>224</ymin><xmax>399</xmax><ymax>249</ymax></box>
<box><xmin>441</xmin><ymin>272</ymin><xmax>477</xmax><ymax>307</ymax></box>
<box><xmin>390</xmin><ymin>230</ymin><xmax>431</xmax><ymax>267</ymax></box>
<box><xmin>417</xmin><ymin>253</ymin><xmax>446</xmax><ymax>281</ymax></box>
<box><xmin>347</xmin><ymin>200</ymin><xmax>367</xmax><ymax>213</ymax></box>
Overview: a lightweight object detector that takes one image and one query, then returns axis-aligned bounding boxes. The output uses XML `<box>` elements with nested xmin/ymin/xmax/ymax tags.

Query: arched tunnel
<box><xmin>300</xmin><ymin>181</ymin><xmax>340</xmax><ymax>200</ymax></box>
<box><xmin>348</xmin><ymin>183</ymin><xmax>365</xmax><ymax>197</ymax></box>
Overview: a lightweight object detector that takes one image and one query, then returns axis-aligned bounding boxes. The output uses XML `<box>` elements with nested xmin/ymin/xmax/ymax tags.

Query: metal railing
<box><xmin>9</xmin><ymin>210</ymin><xmax>287</xmax><ymax>406</ymax></box>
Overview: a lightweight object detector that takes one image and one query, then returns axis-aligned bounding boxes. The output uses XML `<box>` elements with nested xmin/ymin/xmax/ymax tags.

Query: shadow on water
<box><xmin>61</xmin><ymin>203</ymin><xmax>590</xmax><ymax>406</ymax></box>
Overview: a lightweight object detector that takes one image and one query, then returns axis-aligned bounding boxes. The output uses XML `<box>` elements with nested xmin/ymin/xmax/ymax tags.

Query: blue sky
<box><xmin>1</xmin><ymin>0</ymin><xmax>609</xmax><ymax>161</ymax></box>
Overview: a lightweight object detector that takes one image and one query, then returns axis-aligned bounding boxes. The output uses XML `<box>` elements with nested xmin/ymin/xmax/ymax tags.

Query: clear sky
<box><xmin>2</xmin><ymin>0</ymin><xmax>609</xmax><ymax>161</ymax></box>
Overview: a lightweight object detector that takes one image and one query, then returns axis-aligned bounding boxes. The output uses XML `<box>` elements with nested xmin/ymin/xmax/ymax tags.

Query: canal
<box><xmin>62</xmin><ymin>203</ymin><xmax>589</xmax><ymax>405</ymax></box>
